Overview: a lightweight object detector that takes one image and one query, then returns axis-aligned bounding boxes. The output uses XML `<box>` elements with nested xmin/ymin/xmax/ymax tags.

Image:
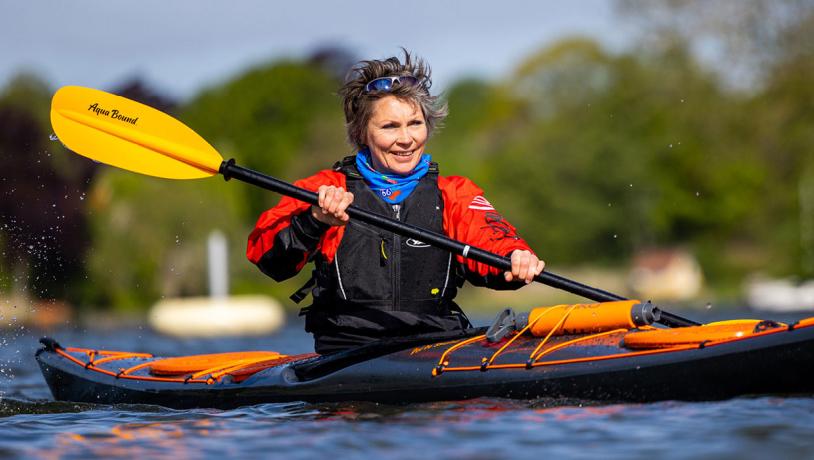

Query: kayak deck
<box><xmin>36</xmin><ymin>317</ymin><xmax>814</xmax><ymax>408</ymax></box>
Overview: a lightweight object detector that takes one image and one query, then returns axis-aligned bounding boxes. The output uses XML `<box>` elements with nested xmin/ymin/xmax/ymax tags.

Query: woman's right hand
<box><xmin>311</xmin><ymin>185</ymin><xmax>354</xmax><ymax>226</ymax></box>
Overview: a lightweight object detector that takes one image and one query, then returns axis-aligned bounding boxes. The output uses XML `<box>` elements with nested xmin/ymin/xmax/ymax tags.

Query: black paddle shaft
<box><xmin>220</xmin><ymin>160</ymin><xmax>698</xmax><ymax>328</ymax></box>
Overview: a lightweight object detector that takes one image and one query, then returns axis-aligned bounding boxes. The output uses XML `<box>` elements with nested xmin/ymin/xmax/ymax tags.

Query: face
<box><xmin>364</xmin><ymin>95</ymin><xmax>428</xmax><ymax>175</ymax></box>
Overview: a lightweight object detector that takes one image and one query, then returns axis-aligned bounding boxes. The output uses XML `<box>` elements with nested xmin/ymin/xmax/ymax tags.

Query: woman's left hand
<box><xmin>505</xmin><ymin>250</ymin><xmax>545</xmax><ymax>284</ymax></box>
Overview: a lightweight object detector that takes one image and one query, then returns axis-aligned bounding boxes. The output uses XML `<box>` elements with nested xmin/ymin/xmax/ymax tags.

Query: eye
<box><xmin>408</xmin><ymin>120</ymin><xmax>424</xmax><ymax>126</ymax></box>
<box><xmin>382</xmin><ymin>122</ymin><xmax>398</xmax><ymax>129</ymax></box>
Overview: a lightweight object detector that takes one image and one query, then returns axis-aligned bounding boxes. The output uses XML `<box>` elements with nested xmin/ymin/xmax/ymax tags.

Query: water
<box><xmin>2</xmin><ymin>312</ymin><xmax>814</xmax><ymax>459</ymax></box>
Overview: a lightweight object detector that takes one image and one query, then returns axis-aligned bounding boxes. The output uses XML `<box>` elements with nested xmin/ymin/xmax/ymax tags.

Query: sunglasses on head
<box><xmin>363</xmin><ymin>76</ymin><xmax>420</xmax><ymax>93</ymax></box>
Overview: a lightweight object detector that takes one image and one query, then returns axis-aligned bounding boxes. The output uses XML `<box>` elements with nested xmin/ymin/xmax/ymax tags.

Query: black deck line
<box><xmin>291</xmin><ymin>327</ymin><xmax>488</xmax><ymax>381</ymax></box>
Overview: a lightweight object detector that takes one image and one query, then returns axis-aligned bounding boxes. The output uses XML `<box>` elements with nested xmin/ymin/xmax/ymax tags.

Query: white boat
<box><xmin>149</xmin><ymin>231</ymin><xmax>285</xmax><ymax>337</ymax></box>
<box><xmin>746</xmin><ymin>277</ymin><xmax>814</xmax><ymax>312</ymax></box>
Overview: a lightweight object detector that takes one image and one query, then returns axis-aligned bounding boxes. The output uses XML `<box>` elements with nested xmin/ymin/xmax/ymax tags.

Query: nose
<box><xmin>396</xmin><ymin>127</ymin><xmax>412</xmax><ymax>146</ymax></box>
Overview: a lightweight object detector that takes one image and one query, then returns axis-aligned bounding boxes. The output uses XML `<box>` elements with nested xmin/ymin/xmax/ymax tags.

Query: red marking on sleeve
<box><xmin>247</xmin><ymin>170</ymin><xmax>346</xmax><ymax>264</ymax></box>
<box><xmin>438</xmin><ymin>175</ymin><xmax>533</xmax><ymax>277</ymax></box>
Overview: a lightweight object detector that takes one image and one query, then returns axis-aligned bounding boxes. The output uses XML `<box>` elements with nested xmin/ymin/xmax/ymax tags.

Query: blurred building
<box><xmin>628</xmin><ymin>248</ymin><xmax>704</xmax><ymax>302</ymax></box>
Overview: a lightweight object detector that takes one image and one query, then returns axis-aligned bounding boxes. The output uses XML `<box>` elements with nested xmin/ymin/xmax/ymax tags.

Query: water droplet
<box><xmin>613</xmin><ymin>234</ymin><xmax>618</xmax><ymax>239</ymax></box>
<box><xmin>695</xmin><ymin>191</ymin><xmax>700</xmax><ymax>197</ymax></box>
<box><xmin>669</xmin><ymin>144</ymin><xmax>673</xmax><ymax>148</ymax></box>
<box><xmin>49</xmin><ymin>133</ymin><xmax>59</xmax><ymax>141</ymax></box>
<box><xmin>705</xmin><ymin>303</ymin><xmax>712</xmax><ymax>310</ymax></box>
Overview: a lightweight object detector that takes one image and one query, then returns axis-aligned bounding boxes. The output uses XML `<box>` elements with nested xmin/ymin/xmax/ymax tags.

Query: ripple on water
<box><xmin>0</xmin><ymin>398</ymin><xmax>104</xmax><ymax>417</ymax></box>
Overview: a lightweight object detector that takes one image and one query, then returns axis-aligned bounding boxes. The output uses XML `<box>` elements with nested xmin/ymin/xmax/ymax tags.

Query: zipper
<box><xmin>392</xmin><ymin>204</ymin><xmax>401</xmax><ymax>309</ymax></box>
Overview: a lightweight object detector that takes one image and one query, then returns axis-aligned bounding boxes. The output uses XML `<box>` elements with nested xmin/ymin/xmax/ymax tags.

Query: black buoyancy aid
<box><xmin>303</xmin><ymin>156</ymin><xmax>467</xmax><ymax>345</ymax></box>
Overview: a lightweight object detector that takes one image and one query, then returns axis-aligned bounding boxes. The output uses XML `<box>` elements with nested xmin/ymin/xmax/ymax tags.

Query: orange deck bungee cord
<box><xmin>483</xmin><ymin>306</ymin><xmax>558</xmax><ymax>368</ymax></box>
<box><xmin>526</xmin><ymin>304</ymin><xmax>579</xmax><ymax>365</ymax></box>
<box><xmin>434</xmin><ymin>304</ymin><xmax>575</xmax><ymax>375</ymax></box>
<box><xmin>433</xmin><ymin>334</ymin><xmax>488</xmax><ymax>375</ymax></box>
<box><xmin>530</xmin><ymin>328</ymin><xmax>629</xmax><ymax>364</ymax></box>
<box><xmin>56</xmin><ymin>348</ymin><xmax>215</xmax><ymax>384</ymax></box>
<box><xmin>149</xmin><ymin>351</ymin><xmax>283</xmax><ymax>375</ymax></box>
<box><xmin>54</xmin><ymin>346</ymin><xmax>308</xmax><ymax>385</ymax></box>
<box><xmin>433</xmin><ymin>305</ymin><xmax>803</xmax><ymax>376</ymax></box>
<box><xmin>222</xmin><ymin>354</ymin><xmax>317</xmax><ymax>383</ymax></box>
<box><xmin>437</xmin><ymin>302</ymin><xmax>636</xmax><ymax>374</ymax></box>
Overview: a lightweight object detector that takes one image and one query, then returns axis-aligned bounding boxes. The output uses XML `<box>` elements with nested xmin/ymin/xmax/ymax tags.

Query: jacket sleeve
<box><xmin>247</xmin><ymin>170</ymin><xmax>345</xmax><ymax>281</ymax></box>
<box><xmin>439</xmin><ymin>176</ymin><xmax>535</xmax><ymax>290</ymax></box>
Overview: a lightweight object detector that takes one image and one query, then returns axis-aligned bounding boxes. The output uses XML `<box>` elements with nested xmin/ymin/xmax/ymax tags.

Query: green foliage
<box><xmin>751</xmin><ymin>48</ymin><xmax>814</xmax><ymax>278</ymax></box>
<box><xmin>84</xmin><ymin>170</ymin><xmax>248</xmax><ymax>310</ymax></box>
<box><xmin>180</xmin><ymin>61</ymin><xmax>346</xmax><ymax>222</ymax></box>
<box><xmin>0</xmin><ymin>73</ymin><xmax>94</xmax><ymax>301</ymax></box>
<box><xmin>433</xmin><ymin>37</ymin><xmax>812</xmax><ymax>287</ymax></box>
<box><xmin>4</xmin><ymin>28</ymin><xmax>814</xmax><ymax>310</ymax></box>
<box><xmin>78</xmin><ymin>60</ymin><xmax>349</xmax><ymax>310</ymax></box>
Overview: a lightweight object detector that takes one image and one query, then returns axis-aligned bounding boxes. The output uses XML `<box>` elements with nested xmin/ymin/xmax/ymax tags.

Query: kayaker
<box><xmin>247</xmin><ymin>51</ymin><xmax>544</xmax><ymax>354</ymax></box>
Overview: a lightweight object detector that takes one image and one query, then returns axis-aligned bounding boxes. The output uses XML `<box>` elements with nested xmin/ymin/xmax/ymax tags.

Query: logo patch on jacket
<box><xmin>406</xmin><ymin>238</ymin><xmax>431</xmax><ymax>248</ymax></box>
<box><xmin>468</xmin><ymin>196</ymin><xmax>495</xmax><ymax>211</ymax></box>
<box><xmin>483</xmin><ymin>212</ymin><xmax>519</xmax><ymax>240</ymax></box>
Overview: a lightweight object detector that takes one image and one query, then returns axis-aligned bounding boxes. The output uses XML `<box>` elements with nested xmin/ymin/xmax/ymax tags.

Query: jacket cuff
<box><xmin>291</xmin><ymin>210</ymin><xmax>331</xmax><ymax>241</ymax></box>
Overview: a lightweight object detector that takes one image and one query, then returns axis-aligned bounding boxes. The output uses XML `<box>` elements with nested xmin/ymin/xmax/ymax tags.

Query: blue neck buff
<box><xmin>355</xmin><ymin>150</ymin><xmax>432</xmax><ymax>204</ymax></box>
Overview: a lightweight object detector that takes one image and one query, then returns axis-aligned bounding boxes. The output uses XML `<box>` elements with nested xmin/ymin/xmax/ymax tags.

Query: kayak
<box><xmin>36</xmin><ymin>304</ymin><xmax>814</xmax><ymax>409</ymax></box>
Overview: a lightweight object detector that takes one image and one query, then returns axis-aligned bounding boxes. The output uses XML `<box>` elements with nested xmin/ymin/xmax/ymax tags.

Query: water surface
<box><xmin>2</xmin><ymin>311</ymin><xmax>814</xmax><ymax>459</ymax></box>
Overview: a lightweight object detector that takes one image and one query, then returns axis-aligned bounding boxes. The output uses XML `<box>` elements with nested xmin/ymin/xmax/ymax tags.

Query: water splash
<box><xmin>49</xmin><ymin>133</ymin><xmax>59</xmax><ymax>142</ymax></box>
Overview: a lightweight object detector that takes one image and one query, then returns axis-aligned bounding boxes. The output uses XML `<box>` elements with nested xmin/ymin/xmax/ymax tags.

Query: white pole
<box><xmin>207</xmin><ymin>230</ymin><xmax>228</xmax><ymax>299</ymax></box>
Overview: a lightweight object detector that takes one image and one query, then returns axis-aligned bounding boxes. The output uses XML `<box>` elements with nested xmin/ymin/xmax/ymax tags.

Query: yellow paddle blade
<box><xmin>50</xmin><ymin>86</ymin><xmax>223</xmax><ymax>179</ymax></box>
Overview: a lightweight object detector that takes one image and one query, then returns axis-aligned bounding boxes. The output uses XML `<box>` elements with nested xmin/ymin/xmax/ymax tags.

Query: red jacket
<box><xmin>247</xmin><ymin>169</ymin><xmax>534</xmax><ymax>279</ymax></box>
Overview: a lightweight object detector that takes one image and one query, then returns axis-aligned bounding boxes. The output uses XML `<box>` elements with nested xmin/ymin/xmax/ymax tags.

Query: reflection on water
<box><xmin>46</xmin><ymin>419</ymin><xmax>207</xmax><ymax>459</ymax></box>
<box><xmin>2</xmin><ymin>315</ymin><xmax>814</xmax><ymax>459</ymax></box>
<box><xmin>0</xmin><ymin>399</ymin><xmax>564</xmax><ymax>458</ymax></box>
<box><xmin>4</xmin><ymin>395</ymin><xmax>814</xmax><ymax>459</ymax></box>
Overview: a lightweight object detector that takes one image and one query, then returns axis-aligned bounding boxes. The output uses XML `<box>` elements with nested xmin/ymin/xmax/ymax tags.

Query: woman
<box><xmin>247</xmin><ymin>52</ymin><xmax>544</xmax><ymax>354</ymax></box>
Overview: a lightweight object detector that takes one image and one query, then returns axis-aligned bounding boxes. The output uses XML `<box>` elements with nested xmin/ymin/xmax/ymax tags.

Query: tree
<box><xmin>0</xmin><ymin>74</ymin><xmax>97</xmax><ymax>301</ymax></box>
<box><xmin>180</xmin><ymin>60</ymin><xmax>346</xmax><ymax>222</ymax></box>
<box><xmin>617</xmin><ymin>0</ymin><xmax>814</xmax><ymax>89</ymax></box>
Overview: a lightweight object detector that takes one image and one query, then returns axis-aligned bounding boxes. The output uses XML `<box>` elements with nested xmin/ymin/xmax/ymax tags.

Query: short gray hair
<box><xmin>338</xmin><ymin>50</ymin><xmax>448</xmax><ymax>151</ymax></box>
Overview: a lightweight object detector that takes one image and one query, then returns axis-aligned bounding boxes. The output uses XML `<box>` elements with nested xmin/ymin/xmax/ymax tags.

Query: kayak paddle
<box><xmin>50</xmin><ymin>85</ymin><xmax>699</xmax><ymax>328</ymax></box>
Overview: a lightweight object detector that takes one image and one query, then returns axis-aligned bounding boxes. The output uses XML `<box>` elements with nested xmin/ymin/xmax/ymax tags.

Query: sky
<box><xmin>1</xmin><ymin>1</ymin><xmax>631</xmax><ymax>100</ymax></box>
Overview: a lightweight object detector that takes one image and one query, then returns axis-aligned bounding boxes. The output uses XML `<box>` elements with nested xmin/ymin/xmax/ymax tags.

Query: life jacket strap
<box><xmin>290</xmin><ymin>275</ymin><xmax>316</xmax><ymax>304</ymax></box>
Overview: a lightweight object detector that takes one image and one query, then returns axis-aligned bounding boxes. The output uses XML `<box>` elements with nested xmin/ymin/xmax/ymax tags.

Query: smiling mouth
<box><xmin>390</xmin><ymin>150</ymin><xmax>414</xmax><ymax>157</ymax></box>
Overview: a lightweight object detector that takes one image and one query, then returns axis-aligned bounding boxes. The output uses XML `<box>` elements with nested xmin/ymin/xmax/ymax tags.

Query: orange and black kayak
<box><xmin>36</xmin><ymin>301</ymin><xmax>814</xmax><ymax>409</ymax></box>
